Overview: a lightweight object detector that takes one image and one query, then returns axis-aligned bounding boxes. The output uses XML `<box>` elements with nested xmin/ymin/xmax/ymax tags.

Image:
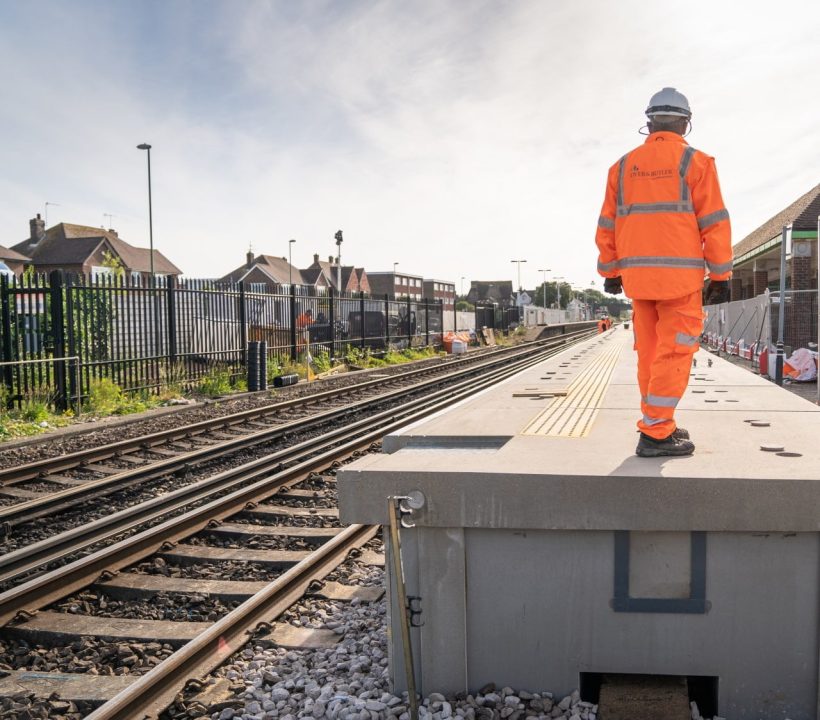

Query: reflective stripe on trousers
<box><xmin>633</xmin><ymin>290</ymin><xmax>702</xmax><ymax>440</ymax></box>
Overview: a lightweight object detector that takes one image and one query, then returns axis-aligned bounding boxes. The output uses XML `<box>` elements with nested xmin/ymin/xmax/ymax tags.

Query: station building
<box><xmin>730</xmin><ymin>183</ymin><xmax>820</xmax><ymax>348</ymax></box>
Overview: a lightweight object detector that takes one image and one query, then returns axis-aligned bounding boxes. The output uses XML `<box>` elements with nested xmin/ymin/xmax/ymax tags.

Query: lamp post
<box><xmin>510</xmin><ymin>259</ymin><xmax>527</xmax><ymax>292</ymax></box>
<box><xmin>775</xmin><ymin>224</ymin><xmax>792</xmax><ymax>386</ymax></box>
<box><xmin>334</xmin><ymin>230</ymin><xmax>343</xmax><ymax>292</ymax></box>
<box><xmin>136</xmin><ymin>144</ymin><xmax>154</xmax><ymax>278</ymax></box>
<box><xmin>585</xmin><ymin>280</ymin><xmax>596</xmax><ymax>320</ymax></box>
<box><xmin>538</xmin><ymin>268</ymin><xmax>551</xmax><ymax>309</ymax></box>
<box><xmin>288</xmin><ymin>239</ymin><xmax>296</xmax><ymax>287</ymax></box>
<box><xmin>460</xmin><ymin>276</ymin><xmax>465</xmax><ymax>298</ymax></box>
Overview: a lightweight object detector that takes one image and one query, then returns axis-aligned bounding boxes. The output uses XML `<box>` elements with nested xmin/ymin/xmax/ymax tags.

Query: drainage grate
<box><xmin>522</xmin><ymin>342</ymin><xmax>622</xmax><ymax>438</ymax></box>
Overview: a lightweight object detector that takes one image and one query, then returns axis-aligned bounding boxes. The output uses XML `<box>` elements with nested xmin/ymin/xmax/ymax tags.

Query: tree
<box><xmin>101</xmin><ymin>250</ymin><xmax>125</xmax><ymax>280</ymax></box>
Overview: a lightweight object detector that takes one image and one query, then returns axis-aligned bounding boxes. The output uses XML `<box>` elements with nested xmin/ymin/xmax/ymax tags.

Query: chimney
<box><xmin>29</xmin><ymin>214</ymin><xmax>45</xmax><ymax>245</ymax></box>
<box><xmin>313</xmin><ymin>253</ymin><xmax>320</xmax><ymax>264</ymax></box>
<box><xmin>328</xmin><ymin>255</ymin><xmax>334</xmax><ymax>264</ymax></box>
<box><xmin>246</xmin><ymin>250</ymin><xmax>254</xmax><ymax>268</ymax></box>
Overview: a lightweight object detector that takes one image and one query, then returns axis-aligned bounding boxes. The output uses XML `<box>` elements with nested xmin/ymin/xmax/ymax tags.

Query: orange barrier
<box><xmin>442</xmin><ymin>331</ymin><xmax>471</xmax><ymax>353</ymax></box>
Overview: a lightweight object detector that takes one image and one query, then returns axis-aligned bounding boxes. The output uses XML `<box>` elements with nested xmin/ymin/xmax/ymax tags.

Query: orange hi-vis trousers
<box><xmin>632</xmin><ymin>290</ymin><xmax>703</xmax><ymax>440</ymax></box>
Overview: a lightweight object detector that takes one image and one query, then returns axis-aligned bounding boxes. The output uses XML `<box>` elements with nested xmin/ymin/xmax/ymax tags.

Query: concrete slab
<box><xmin>341</xmin><ymin>331</ymin><xmax>820</xmax><ymax>532</ymax></box>
<box><xmin>338</xmin><ymin>331</ymin><xmax>820</xmax><ymax>719</ymax></box>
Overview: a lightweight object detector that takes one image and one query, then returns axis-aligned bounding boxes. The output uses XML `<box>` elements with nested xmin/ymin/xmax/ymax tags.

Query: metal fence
<box><xmin>703</xmin><ymin>289</ymin><xmax>818</xmax><ymax>361</ymax></box>
<box><xmin>0</xmin><ymin>272</ymin><xmax>444</xmax><ymax>411</ymax></box>
<box><xmin>474</xmin><ymin>303</ymin><xmax>522</xmax><ymax>332</ymax></box>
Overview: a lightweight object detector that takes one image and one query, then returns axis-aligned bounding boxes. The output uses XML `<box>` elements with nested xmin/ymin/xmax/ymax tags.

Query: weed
<box><xmin>85</xmin><ymin>378</ymin><xmax>153</xmax><ymax>415</ymax></box>
<box><xmin>197</xmin><ymin>367</ymin><xmax>233</xmax><ymax>397</ymax></box>
<box><xmin>159</xmin><ymin>361</ymin><xmax>188</xmax><ymax>399</ymax></box>
<box><xmin>19</xmin><ymin>385</ymin><xmax>54</xmax><ymax>423</ymax></box>
<box><xmin>311</xmin><ymin>350</ymin><xmax>333</xmax><ymax>374</ymax></box>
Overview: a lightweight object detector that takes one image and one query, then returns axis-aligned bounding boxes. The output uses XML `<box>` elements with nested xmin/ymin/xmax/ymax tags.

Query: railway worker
<box><xmin>594</xmin><ymin>87</ymin><xmax>732</xmax><ymax>457</ymax></box>
<box><xmin>296</xmin><ymin>308</ymin><xmax>313</xmax><ymax>350</ymax></box>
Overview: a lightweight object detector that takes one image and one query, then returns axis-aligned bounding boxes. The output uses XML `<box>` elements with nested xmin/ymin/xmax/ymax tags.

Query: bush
<box><xmin>85</xmin><ymin>378</ymin><xmax>151</xmax><ymax>415</ymax></box>
<box><xmin>311</xmin><ymin>351</ymin><xmax>333</xmax><ymax>374</ymax></box>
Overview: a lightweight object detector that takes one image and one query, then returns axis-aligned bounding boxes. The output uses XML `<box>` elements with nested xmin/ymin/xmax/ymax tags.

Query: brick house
<box><xmin>0</xmin><ymin>245</ymin><xmax>30</xmax><ymax>275</ymax></box>
<box><xmin>367</xmin><ymin>271</ymin><xmax>424</xmax><ymax>301</ymax></box>
<box><xmin>423</xmin><ymin>279</ymin><xmax>456</xmax><ymax>312</ymax></box>
<box><xmin>303</xmin><ymin>254</ymin><xmax>370</xmax><ymax>294</ymax></box>
<box><xmin>12</xmin><ymin>215</ymin><xmax>181</xmax><ymax>281</ymax></box>
<box><xmin>221</xmin><ymin>251</ymin><xmax>319</xmax><ymax>290</ymax></box>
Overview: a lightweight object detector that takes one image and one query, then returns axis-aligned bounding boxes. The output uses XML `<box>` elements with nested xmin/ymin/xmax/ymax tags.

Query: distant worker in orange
<box><xmin>595</xmin><ymin>88</ymin><xmax>732</xmax><ymax>457</ymax></box>
<box><xmin>296</xmin><ymin>308</ymin><xmax>313</xmax><ymax>349</ymax></box>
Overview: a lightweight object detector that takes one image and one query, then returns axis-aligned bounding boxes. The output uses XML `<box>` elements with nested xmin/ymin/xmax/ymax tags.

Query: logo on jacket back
<box><xmin>630</xmin><ymin>165</ymin><xmax>675</xmax><ymax>179</ymax></box>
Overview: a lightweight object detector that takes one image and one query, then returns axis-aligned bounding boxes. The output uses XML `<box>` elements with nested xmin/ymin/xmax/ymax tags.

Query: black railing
<box><xmin>0</xmin><ymin>273</ymin><xmax>444</xmax><ymax>411</ymax></box>
<box><xmin>474</xmin><ymin>303</ymin><xmax>522</xmax><ymax>332</ymax></box>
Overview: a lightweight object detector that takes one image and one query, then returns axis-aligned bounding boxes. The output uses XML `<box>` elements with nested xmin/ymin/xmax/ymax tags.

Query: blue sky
<box><xmin>1</xmin><ymin>0</ymin><xmax>819</xmax><ymax>290</ymax></box>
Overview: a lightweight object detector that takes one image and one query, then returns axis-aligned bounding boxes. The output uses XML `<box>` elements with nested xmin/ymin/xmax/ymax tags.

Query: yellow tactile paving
<box><xmin>522</xmin><ymin>341</ymin><xmax>622</xmax><ymax>437</ymax></box>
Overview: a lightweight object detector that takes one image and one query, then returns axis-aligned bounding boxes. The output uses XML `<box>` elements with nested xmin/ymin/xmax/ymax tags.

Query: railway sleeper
<box><xmin>158</xmin><ymin>544</ymin><xmax>311</xmax><ymax>567</ymax></box>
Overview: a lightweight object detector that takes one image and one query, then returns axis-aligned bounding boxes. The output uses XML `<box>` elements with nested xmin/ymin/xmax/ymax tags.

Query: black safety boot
<box><xmin>635</xmin><ymin>432</ymin><xmax>695</xmax><ymax>458</ymax></box>
<box><xmin>671</xmin><ymin>427</ymin><xmax>690</xmax><ymax>440</ymax></box>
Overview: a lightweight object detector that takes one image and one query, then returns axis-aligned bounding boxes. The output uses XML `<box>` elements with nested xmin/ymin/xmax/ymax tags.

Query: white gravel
<box><xmin>194</xmin><ymin>560</ymin><xmax>601</xmax><ymax>720</ymax></box>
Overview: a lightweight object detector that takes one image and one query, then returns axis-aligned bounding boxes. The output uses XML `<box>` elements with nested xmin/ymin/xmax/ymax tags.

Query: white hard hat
<box><xmin>645</xmin><ymin>87</ymin><xmax>691</xmax><ymax>119</ymax></box>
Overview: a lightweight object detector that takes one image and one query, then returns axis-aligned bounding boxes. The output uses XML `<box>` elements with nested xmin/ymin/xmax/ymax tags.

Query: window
<box><xmin>91</xmin><ymin>266</ymin><xmax>113</xmax><ymax>280</ymax></box>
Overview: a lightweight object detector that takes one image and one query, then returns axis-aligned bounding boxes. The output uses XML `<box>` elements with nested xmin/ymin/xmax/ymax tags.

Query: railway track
<box><xmin>0</xmin><ymin>327</ymin><xmax>596</xmax><ymax>719</ymax></box>
<box><xmin>0</xmin><ymin>331</ymin><xmax>591</xmax><ymax>532</ymax></box>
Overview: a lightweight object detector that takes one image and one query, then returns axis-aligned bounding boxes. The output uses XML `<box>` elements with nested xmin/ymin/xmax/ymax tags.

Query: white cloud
<box><xmin>0</xmin><ymin>0</ymin><xmax>818</xmax><ymax>291</ymax></box>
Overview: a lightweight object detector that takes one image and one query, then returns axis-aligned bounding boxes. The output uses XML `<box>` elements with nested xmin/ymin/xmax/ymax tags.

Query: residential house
<box><xmin>220</xmin><ymin>251</ymin><xmax>316</xmax><ymax>290</ymax></box>
<box><xmin>12</xmin><ymin>215</ymin><xmax>181</xmax><ymax>281</ymax></box>
<box><xmin>303</xmin><ymin>254</ymin><xmax>370</xmax><ymax>294</ymax></box>
<box><xmin>0</xmin><ymin>245</ymin><xmax>30</xmax><ymax>275</ymax></box>
<box><xmin>466</xmin><ymin>280</ymin><xmax>514</xmax><ymax>306</ymax></box>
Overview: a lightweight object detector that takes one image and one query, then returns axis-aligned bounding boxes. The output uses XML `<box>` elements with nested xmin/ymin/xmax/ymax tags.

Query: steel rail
<box><xmin>0</xmin><ymin>330</ymin><xmax>593</xmax><ymax>585</ymax></box>
<box><xmin>84</xmin><ymin>524</ymin><xmax>379</xmax><ymax>720</ymax></box>
<box><xmin>0</xmin><ymin>328</ymin><xmax>594</xmax><ymax>528</ymax></box>
<box><xmin>0</xmin><ymin>331</ymin><xmax>573</xmax><ymax>485</ymax></box>
<box><xmin>0</xmin><ymin>328</ymin><xmax>594</xmax><ymax>625</ymax></box>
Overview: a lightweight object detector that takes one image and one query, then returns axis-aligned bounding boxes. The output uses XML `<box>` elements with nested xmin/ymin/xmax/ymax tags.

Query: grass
<box><xmin>0</xmin><ymin>385</ymin><xmax>72</xmax><ymax>441</ymax></box>
<box><xmin>345</xmin><ymin>344</ymin><xmax>443</xmax><ymax>369</ymax></box>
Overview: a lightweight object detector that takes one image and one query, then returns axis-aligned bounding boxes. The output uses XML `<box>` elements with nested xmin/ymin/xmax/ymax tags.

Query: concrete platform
<box><xmin>338</xmin><ymin>329</ymin><xmax>820</xmax><ymax>720</ymax></box>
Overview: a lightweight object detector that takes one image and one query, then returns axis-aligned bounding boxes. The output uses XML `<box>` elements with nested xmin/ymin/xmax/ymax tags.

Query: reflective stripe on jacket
<box><xmin>595</xmin><ymin>132</ymin><xmax>732</xmax><ymax>300</ymax></box>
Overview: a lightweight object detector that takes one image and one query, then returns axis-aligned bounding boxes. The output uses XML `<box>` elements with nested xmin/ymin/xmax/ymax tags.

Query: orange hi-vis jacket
<box><xmin>595</xmin><ymin>132</ymin><xmax>732</xmax><ymax>300</ymax></box>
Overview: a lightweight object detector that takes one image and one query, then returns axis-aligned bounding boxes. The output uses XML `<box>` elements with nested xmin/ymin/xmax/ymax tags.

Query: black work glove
<box><xmin>603</xmin><ymin>276</ymin><xmax>623</xmax><ymax>295</ymax></box>
<box><xmin>703</xmin><ymin>279</ymin><xmax>730</xmax><ymax>305</ymax></box>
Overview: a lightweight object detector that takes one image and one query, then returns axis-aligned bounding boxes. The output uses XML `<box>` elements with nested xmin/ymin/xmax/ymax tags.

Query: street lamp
<box><xmin>136</xmin><ymin>144</ymin><xmax>154</xmax><ymax>278</ymax></box>
<box><xmin>460</xmin><ymin>276</ymin><xmax>465</xmax><ymax>297</ymax></box>
<box><xmin>334</xmin><ymin>230</ymin><xmax>343</xmax><ymax>292</ymax></box>
<box><xmin>288</xmin><ymin>239</ymin><xmax>296</xmax><ymax>287</ymax></box>
<box><xmin>538</xmin><ymin>268</ymin><xmax>551</xmax><ymax>309</ymax></box>
<box><xmin>510</xmin><ymin>259</ymin><xmax>527</xmax><ymax>292</ymax></box>
<box><xmin>588</xmin><ymin>280</ymin><xmax>596</xmax><ymax>319</ymax></box>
